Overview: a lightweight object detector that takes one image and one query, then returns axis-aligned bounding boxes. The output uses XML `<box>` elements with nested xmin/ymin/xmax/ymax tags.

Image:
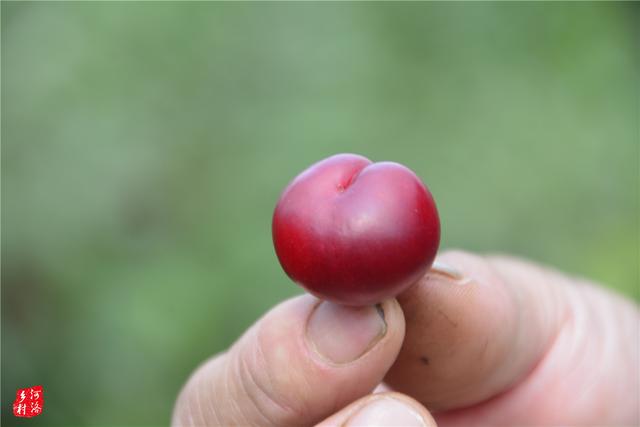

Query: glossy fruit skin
<box><xmin>272</xmin><ymin>153</ymin><xmax>440</xmax><ymax>306</ymax></box>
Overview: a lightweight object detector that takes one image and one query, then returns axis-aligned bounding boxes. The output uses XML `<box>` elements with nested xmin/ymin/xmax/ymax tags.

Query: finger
<box><xmin>172</xmin><ymin>295</ymin><xmax>405</xmax><ymax>427</ymax></box>
<box><xmin>316</xmin><ymin>392</ymin><xmax>437</xmax><ymax>427</ymax></box>
<box><xmin>386</xmin><ymin>250</ymin><xmax>561</xmax><ymax>410</ymax></box>
<box><xmin>385</xmin><ymin>250</ymin><xmax>639</xmax><ymax>426</ymax></box>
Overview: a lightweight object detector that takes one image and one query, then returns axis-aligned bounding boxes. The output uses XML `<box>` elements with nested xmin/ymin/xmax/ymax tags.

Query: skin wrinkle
<box><xmin>191</xmin><ymin>374</ymin><xmax>203</xmax><ymax>426</ymax></box>
<box><xmin>480</xmin><ymin>258</ymin><xmax>524</xmax><ymax>397</ymax></box>
<box><xmin>621</xmin><ymin>296</ymin><xmax>640</xmax><ymax>421</ymax></box>
<box><xmin>236</xmin><ymin>335</ymin><xmax>299</xmax><ymax>426</ymax></box>
<box><xmin>208</xmin><ymin>357</ymin><xmax>227</xmax><ymax>426</ymax></box>
<box><xmin>541</xmin><ymin>283</ymin><xmax>609</xmax><ymax>422</ymax></box>
<box><xmin>522</xmin><ymin>296</ymin><xmax>570</xmax><ymax>406</ymax></box>
<box><xmin>436</xmin><ymin>308</ymin><xmax>458</xmax><ymax>328</ymax></box>
<box><xmin>576</xmin><ymin>282</ymin><xmax>637</xmax><ymax>422</ymax></box>
<box><xmin>478</xmin><ymin>338</ymin><xmax>490</xmax><ymax>362</ymax></box>
<box><xmin>613</xmin><ymin>298</ymin><xmax>637</xmax><ymax>422</ymax></box>
<box><xmin>236</xmin><ymin>350</ymin><xmax>274</xmax><ymax>426</ymax></box>
<box><xmin>551</xmin><ymin>284</ymin><xmax>614</xmax><ymax>422</ymax></box>
<box><xmin>176</xmin><ymin>355</ymin><xmax>222</xmax><ymax>427</ymax></box>
<box><xmin>256</xmin><ymin>325</ymin><xmax>316</xmax><ymax>424</ymax></box>
<box><xmin>218</xmin><ymin>356</ymin><xmax>233</xmax><ymax>426</ymax></box>
<box><xmin>489</xmin><ymin>256</ymin><xmax>566</xmax><ymax>375</ymax></box>
<box><xmin>582</xmin><ymin>289</ymin><xmax>611</xmax><ymax>420</ymax></box>
<box><xmin>176</xmin><ymin>363</ymin><xmax>196</xmax><ymax>425</ymax></box>
<box><xmin>211</xmin><ymin>359</ymin><xmax>224</xmax><ymax>425</ymax></box>
<box><xmin>218</xmin><ymin>358</ymin><xmax>237</xmax><ymax>424</ymax></box>
<box><xmin>294</xmin><ymin>350</ymin><xmax>321</xmax><ymax>420</ymax></box>
<box><xmin>440</xmin><ymin>315</ymin><xmax>570</xmax><ymax>426</ymax></box>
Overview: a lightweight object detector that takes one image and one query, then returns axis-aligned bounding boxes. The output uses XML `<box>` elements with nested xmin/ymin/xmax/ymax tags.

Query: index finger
<box><xmin>385</xmin><ymin>250</ymin><xmax>639</xmax><ymax>425</ymax></box>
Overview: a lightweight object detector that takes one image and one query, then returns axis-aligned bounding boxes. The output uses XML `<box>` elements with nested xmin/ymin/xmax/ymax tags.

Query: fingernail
<box><xmin>307</xmin><ymin>302</ymin><xmax>386</xmax><ymax>364</ymax></box>
<box><xmin>429</xmin><ymin>260</ymin><xmax>470</xmax><ymax>284</ymax></box>
<box><xmin>347</xmin><ymin>397</ymin><xmax>427</xmax><ymax>426</ymax></box>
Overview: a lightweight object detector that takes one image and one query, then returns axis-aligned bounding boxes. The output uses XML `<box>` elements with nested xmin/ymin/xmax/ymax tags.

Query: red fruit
<box><xmin>272</xmin><ymin>153</ymin><xmax>440</xmax><ymax>306</ymax></box>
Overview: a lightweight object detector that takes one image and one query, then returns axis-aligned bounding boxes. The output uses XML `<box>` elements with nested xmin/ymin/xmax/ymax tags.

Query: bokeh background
<box><xmin>2</xmin><ymin>2</ymin><xmax>638</xmax><ymax>426</ymax></box>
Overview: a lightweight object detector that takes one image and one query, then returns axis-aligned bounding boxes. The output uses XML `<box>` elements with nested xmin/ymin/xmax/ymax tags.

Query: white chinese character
<box><xmin>31</xmin><ymin>401</ymin><xmax>42</xmax><ymax>414</ymax></box>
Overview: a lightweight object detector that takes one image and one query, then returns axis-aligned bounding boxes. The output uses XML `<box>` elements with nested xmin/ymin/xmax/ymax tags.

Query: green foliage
<box><xmin>2</xmin><ymin>3</ymin><xmax>638</xmax><ymax>426</ymax></box>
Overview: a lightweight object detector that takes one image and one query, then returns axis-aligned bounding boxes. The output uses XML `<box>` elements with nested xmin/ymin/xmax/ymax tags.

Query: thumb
<box><xmin>172</xmin><ymin>295</ymin><xmax>405</xmax><ymax>426</ymax></box>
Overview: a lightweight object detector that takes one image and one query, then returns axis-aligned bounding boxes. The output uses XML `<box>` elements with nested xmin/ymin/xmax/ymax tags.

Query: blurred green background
<box><xmin>2</xmin><ymin>2</ymin><xmax>638</xmax><ymax>426</ymax></box>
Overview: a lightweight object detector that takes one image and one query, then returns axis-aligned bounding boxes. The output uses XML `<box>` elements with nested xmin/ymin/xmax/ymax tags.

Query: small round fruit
<box><xmin>272</xmin><ymin>153</ymin><xmax>440</xmax><ymax>306</ymax></box>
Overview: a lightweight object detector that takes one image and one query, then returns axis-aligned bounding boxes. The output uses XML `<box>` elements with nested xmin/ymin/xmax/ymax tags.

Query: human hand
<box><xmin>172</xmin><ymin>251</ymin><xmax>639</xmax><ymax>426</ymax></box>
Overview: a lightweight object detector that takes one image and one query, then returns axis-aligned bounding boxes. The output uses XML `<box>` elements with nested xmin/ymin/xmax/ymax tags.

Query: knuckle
<box><xmin>231</xmin><ymin>330</ymin><xmax>305</xmax><ymax>426</ymax></box>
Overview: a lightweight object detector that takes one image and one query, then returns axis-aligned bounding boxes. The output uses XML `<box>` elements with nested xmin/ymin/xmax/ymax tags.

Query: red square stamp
<box><xmin>13</xmin><ymin>385</ymin><xmax>44</xmax><ymax>418</ymax></box>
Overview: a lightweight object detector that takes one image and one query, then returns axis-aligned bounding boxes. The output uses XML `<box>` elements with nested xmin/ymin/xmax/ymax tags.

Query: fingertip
<box><xmin>317</xmin><ymin>392</ymin><xmax>437</xmax><ymax>427</ymax></box>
